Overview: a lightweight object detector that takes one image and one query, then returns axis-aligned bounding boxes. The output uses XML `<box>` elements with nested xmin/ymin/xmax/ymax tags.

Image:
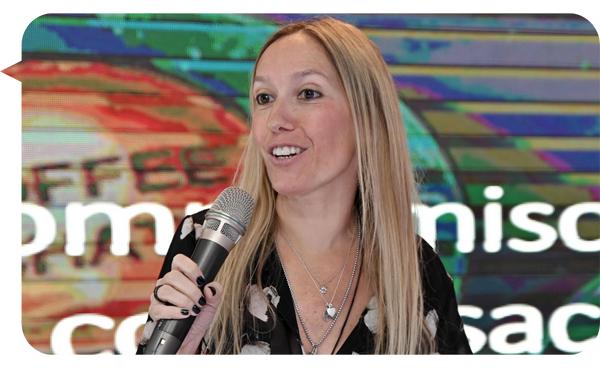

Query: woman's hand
<box><xmin>148</xmin><ymin>253</ymin><xmax>223</xmax><ymax>354</ymax></box>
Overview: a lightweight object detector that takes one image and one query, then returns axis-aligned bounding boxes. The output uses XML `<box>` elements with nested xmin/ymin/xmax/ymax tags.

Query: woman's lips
<box><xmin>269</xmin><ymin>144</ymin><xmax>306</xmax><ymax>155</ymax></box>
<box><xmin>268</xmin><ymin>145</ymin><xmax>307</xmax><ymax>166</ymax></box>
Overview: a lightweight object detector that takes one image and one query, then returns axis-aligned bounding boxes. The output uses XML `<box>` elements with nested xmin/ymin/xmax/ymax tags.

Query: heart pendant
<box><xmin>323</xmin><ymin>303</ymin><xmax>336</xmax><ymax>321</ymax></box>
<box><xmin>327</xmin><ymin>306</ymin><xmax>336</xmax><ymax>318</ymax></box>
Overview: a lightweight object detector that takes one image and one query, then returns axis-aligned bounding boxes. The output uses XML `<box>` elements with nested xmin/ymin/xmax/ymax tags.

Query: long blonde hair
<box><xmin>208</xmin><ymin>17</ymin><xmax>434</xmax><ymax>354</ymax></box>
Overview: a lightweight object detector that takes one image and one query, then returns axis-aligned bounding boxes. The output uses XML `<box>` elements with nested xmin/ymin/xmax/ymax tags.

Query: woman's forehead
<box><xmin>253</xmin><ymin>34</ymin><xmax>337</xmax><ymax>85</ymax></box>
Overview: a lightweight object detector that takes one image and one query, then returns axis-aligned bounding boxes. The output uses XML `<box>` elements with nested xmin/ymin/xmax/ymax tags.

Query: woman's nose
<box><xmin>266</xmin><ymin>99</ymin><xmax>296</xmax><ymax>133</ymax></box>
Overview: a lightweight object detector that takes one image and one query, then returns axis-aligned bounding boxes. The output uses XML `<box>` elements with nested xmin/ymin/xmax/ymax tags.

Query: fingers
<box><xmin>148</xmin><ymin>253</ymin><xmax>226</xmax><ymax>328</ymax></box>
<box><xmin>148</xmin><ymin>254</ymin><xmax>208</xmax><ymax>322</ymax></box>
<box><xmin>172</xmin><ymin>253</ymin><xmax>206</xmax><ymax>287</ymax></box>
<box><xmin>203</xmin><ymin>281</ymin><xmax>223</xmax><ymax>307</ymax></box>
<box><xmin>155</xmin><ymin>281</ymin><xmax>202</xmax><ymax>311</ymax></box>
<box><xmin>149</xmin><ymin>280</ymin><xmax>223</xmax><ymax>326</ymax></box>
<box><xmin>186</xmin><ymin>281</ymin><xmax>223</xmax><ymax>337</ymax></box>
<box><xmin>149</xmin><ymin>292</ymin><xmax>198</xmax><ymax>322</ymax></box>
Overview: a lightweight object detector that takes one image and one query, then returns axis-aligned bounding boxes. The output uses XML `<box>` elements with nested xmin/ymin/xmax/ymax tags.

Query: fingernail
<box><xmin>181</xmin><ymin>309</ymin><xmax>190</xmax><ymax>315</ymax></box>
<box><xmin>208</xmin><ymin>286</ymin><xmax>216</xmax><ymax>296</ymax></box>
<box><xmin>192</xmin><ymin>305</ymin><xmax>201</xmax><ymax>314</ymax></box>
<box><xmin>198</xmin><ymin>296</ymin><xmax>206</xmax><ymax>306</ymax></box>
<box><xmin>197</xmin><ymin>276</ymin><xmax>205</xmax><ymax>286</ymax></box>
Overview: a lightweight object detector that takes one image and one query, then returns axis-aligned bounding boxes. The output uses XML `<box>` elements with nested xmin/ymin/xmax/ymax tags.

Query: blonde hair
<box><xmin>208</xmin><ymin>17</ymin><xmax>434</xmax><ymax>354</ymax></box>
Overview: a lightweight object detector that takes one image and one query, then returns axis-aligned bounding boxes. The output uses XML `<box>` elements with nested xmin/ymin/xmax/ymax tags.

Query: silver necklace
<box><xmin>281</xmin><ymin>226</ymin><xmax>355</xmax><ymax>295</ymax></box>
<box><xmin>275</xmin><ymin>219</ymin><xmax>361</xmax><ymax>355</ymax></box>
<box><xmin>281</xmin><ymin>229</ymin><xmax>355</xmax><ymax>321</ymax></box>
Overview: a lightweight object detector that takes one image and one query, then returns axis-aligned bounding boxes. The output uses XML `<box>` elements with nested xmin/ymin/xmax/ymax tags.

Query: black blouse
<box><xmin>137</xmin><ymin>210</ymin><xmax>473</xmax><ymax>355</ymax></box>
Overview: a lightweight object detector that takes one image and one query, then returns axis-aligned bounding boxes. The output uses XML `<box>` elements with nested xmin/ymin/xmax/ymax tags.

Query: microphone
<box><xmin>143</xmin><ymin>187</ymin><xmax>255</xmax><ymax>354</ymax></box>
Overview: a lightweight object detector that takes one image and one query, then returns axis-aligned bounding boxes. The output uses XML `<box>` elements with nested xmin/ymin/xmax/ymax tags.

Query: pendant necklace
<box><xmin>281</xmin><ymin>225</ymin><xmax>355</xmax><ymax>296</ymax></box>
<box><xmin>280</xmin><ymin>227</ymin><xmax>355</xmax><ymax>321</ymax></box>
<box><xmin>275</xmin><ymin>214</ymin><xmax>361</xmax><ymax>354</ymax></box>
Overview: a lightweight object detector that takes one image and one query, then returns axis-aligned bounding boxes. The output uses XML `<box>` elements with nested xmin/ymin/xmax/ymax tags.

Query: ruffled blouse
<box><xmin>137</xmin><ymin>210</ymin><xmax>473</xmax><ymax>355</ymax></box>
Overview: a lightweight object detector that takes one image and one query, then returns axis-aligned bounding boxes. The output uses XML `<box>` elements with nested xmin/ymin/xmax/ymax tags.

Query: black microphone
<box><xmin>143</xmin><ymin>187</ymin><xmax>255</xmax><ymax>354</ymax></box>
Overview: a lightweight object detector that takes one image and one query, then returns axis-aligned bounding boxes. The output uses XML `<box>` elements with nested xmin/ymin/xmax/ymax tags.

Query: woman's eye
<box><xmin>299</xmin><ymin>89</ymin><xmax>321</xmax><ymax>100</ymax></box>
<box><xmin>256</xmin><ymin>93</ymin><xmax>273</xmax><ymax>105</ymax></box>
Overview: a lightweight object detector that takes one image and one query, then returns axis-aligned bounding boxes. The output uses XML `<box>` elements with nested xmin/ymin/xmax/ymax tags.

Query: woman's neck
<box><xmin>275</xmin><ymin>189</ymin><xmax>357</xmax><ymax>254</ymax></box>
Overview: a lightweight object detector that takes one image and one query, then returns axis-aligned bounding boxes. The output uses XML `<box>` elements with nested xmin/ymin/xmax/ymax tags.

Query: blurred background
<box><xmin>9</xmin><ymin>13</ymin><xmax>599</xmax><ymax>354</ymax></box>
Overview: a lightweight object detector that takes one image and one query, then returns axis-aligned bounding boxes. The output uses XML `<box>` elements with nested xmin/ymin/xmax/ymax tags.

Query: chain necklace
<box><xmin>281</xmin><ymin>228</ymin><xmax>354</xmax><ymax>296</ymax></box>
<box><xmin>275</xmin><ymin>218</ymin><xmax>361</xmax><ymax>355</ymax></box>
<box><xmin>281</xmin><ymin>226</ymin><xmax>355</xmax><ymax>321</ymax></box>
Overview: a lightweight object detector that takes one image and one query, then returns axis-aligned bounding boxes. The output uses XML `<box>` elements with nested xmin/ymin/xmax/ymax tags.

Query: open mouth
<box><xmin>271</xmin><ymin>146</ymin><xmax>305</xmax><ymax>159</ymax></box>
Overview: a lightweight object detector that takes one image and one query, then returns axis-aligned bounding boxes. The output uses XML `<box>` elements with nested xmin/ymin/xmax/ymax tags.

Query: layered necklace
<box><xmin>275</xmin><ymin>214</ymin><xmax>361</xmax><ymax>355</ymax></box>
<box><xmin>280</xmin><ymin>226</ymin><xmax>355</xmax><ymax>321</ymax></box>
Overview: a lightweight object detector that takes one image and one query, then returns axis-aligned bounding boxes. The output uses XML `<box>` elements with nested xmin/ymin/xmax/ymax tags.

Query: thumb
<box><xmin>187</xmin><ymin>281</ymin><xmax>223</xmax><ymax>337</ymax></box>
<box><xmin>203</xmin><ymin>281</ymin><xmax>223</xmax><ymax>307</ymax></box>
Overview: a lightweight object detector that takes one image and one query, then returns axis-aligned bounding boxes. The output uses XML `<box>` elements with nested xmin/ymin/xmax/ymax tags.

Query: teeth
<box><xmin>272</xmin><ymin>146</ymin><xmax>303</xmax><ymax>157</ymax></box>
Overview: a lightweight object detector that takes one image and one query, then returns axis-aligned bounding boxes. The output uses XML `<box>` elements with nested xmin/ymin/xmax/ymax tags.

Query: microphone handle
<box><xmin>143</xmin><ymin>239</ymin><xmax>230</xmax><ymax>354</ymax></box>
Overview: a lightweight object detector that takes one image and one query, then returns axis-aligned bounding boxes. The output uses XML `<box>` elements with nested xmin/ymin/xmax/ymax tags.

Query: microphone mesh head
<box><xmin>211</xmin><ymin>187</ymin><xmax>255</xmax><ymax>229</ymax></box>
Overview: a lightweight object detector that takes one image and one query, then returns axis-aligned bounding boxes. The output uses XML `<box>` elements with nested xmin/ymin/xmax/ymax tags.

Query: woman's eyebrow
<box><xmin>253</xmin><ymin>75</ymin><xmax>269</xmax><ymax>85</ymax></box>
<box><xmin>293</xmin><ymin>68</ymin><xmax>330</xmax><ymax>81</ymax></box>
<box><xmin>254</xmin><ymin>68</ymin><xmax>330</xmax><ymax>85</ymax></box>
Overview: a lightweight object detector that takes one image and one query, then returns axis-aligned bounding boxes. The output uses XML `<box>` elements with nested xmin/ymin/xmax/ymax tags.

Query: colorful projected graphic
<box><xmin>9</xmin><ymin>14</ymin><xmax>599</xmax><ymax>354</ymax></box>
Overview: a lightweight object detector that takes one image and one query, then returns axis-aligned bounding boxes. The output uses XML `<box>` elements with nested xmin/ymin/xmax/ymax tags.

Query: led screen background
<box><xmin>10</xmin><ymin>13</ymin><xmax>599</xmax><ymax>354</ymax></box>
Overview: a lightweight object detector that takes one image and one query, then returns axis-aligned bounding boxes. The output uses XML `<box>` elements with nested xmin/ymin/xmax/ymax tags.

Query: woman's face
<box><xmin>251</xmin><ymin>33</ymin><xmax>358</xmax><ymax>199</ymax></box>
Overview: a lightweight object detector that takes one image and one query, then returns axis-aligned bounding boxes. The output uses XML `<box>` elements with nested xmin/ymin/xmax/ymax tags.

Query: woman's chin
<box><xmin>270</xmin><ymin>180</ymin><xmax>309</xmax><ymax>198</ymax></box>
<box><xmin>272</xmin><ymin>185</ymin><xmax>303</xmax><ymax>197</ymax></box>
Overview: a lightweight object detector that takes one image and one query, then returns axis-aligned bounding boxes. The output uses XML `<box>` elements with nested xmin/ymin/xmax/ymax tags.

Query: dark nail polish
<box><xmin>181</xmin><ymin>309</ymin><xmax>190</xmax><ymax>315</ymax></box>
<box><xmin>197</xmin><ymin>276</ymin><xmax>205</xmax><ymax>286</ymax></box>
<box><xmin>192</xmin><ymin>305</ymin><xmax>201</xmax><ymax>314</ymax></box>
<box><xmin>208</xmin><ymin>286</ymin><xmax>216</xmax><ymax>296</ymax></box>
<box><xmin>198</xmin><ymin>296</ymin><xmax>206</xmax><ymax>306</ymax></box>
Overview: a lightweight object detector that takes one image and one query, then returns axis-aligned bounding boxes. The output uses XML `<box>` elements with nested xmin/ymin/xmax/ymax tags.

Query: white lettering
<box><xmin>21</xmin><ymin>203</ymin><xmax>57</xmax><ymax>257</ymax></box>
<box><xmin>65</xmin><ymin>202</ymin><xmax>174</xmax><ymax>256</ymax></box>
<box><xmin>458</xmin><ymin>305</ymin><xmax>487</xmax><ymax>353</ymax></box>
<box><xmin>50</xmin><ymin>313</ymin><xmax>148</xmax><ymax>355</ymax></box>
<box><xmin>20</xmin><ymin>199</ymin><xmax>599</xmax><ymax>257</ymax></box>
<box><xmin>483</xmin><ymin>186</ymin><xmax>504</xmax><ymax>253</ymax></box>
<box><xmin>559</xmin><ymin>202</ymin><xmax>600</xmax><ymax>252</ymax></box>
<box><xmin>414</xmin><ymin>203</ymin><xmax>476</xmax><ymax>253</ymax></box>
<box><xmin>488</xmin><ymin>304</ymin><xmax>543</xmax><ymax>354</ymax></box>
<box><xmin>114</xmin><ymin>313</ymin><xmax>148</xmax><ymax>355</ymax></box>
<box><xmin>50</xmin><ymin>314</ymin><xmax>114</xmax><ymax>355</ymax></box>
<box><xmin>548</xmin><ymin>303</ymin><xmax>600</xmax><ymax>353</ymax></box>
<box><xmin>48</xmin><ymin>304</ymin><xmax>600</xmax><ymax>354</ymax></box>
<box><xmin>507</xmin><ymin>203</ymin><xmax>557</xmax><ymax>252</ymax></box>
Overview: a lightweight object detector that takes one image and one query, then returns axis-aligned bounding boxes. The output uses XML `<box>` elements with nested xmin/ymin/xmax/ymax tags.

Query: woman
<box><xmin>137</xmin><ymin>17</ymin><xmax>472</xmax><ymax>355</ymax></box>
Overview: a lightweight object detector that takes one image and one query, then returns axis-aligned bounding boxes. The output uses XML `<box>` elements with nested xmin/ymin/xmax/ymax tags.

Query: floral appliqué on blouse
<box><xmin>333</xmin><ymin>295</ymin><xmax>439</xmax><ymax>354</ymax></box>
<box><xmin>241</xmin><ymin>284</ymin><xmax>282</xmax><ymax>354</ymax></box>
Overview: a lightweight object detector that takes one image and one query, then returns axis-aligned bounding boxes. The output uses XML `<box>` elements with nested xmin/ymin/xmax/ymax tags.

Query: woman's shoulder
<box><xmin>417</xmin><ymin>237</ymin><xmax>455</xmax><ymax>305</ymax></box>
<box><xmin>418</xmin><ymin>237</ymin><xmax>447</xmax><ymax>274</ymax></box>
<box><xmin>190</xmin><ymin>208</ymin><xmax>209</xmax><ymax>225</ymax></box>
<box><xmin>417</xmin><ymin>238</ymin><xmax>473</xmax><ymax>354</ymax></box>
<box><xmin>177</xmin><ymin>209</ymin><xmax>209</xmax><ymax>239</ymax></box>
<box><xmin>156</xmin><ymin>209</ymin><xmax>210</xmax><ymax>278</ymax></box>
